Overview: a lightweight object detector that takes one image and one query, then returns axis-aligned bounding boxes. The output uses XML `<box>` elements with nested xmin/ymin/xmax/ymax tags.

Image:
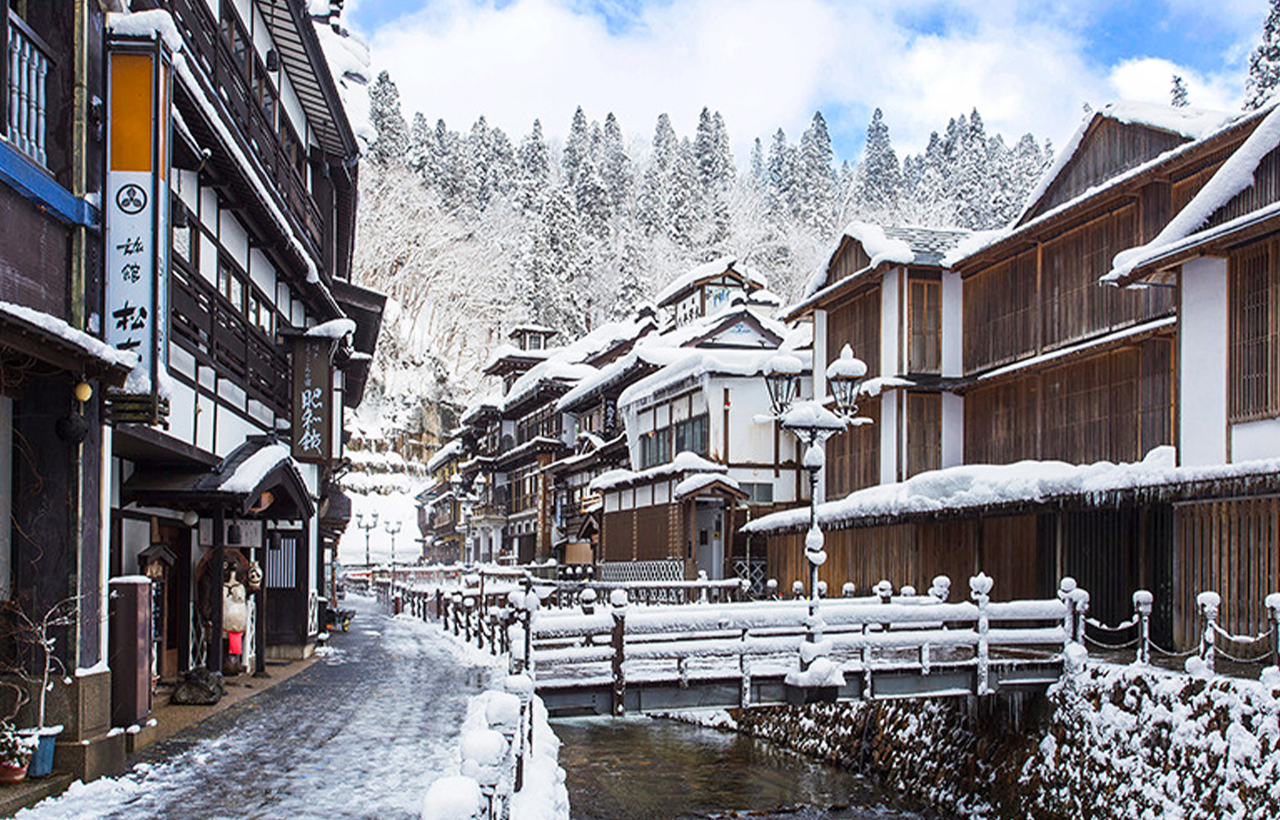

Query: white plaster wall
<box><xmin>942</xmin><ymin>269</ymin><xmax>963</xmax><ymax>377</ymax></box>
<box><xmin>880</xmin><ymin>390</ymin><xmax>899</xmax><ymax>484</ymax></box>
<box><xmin>941</xmin><ymin>392</ymin><xmax>964</xmax><ymax>468</ymax></box>
<box><xmin>279</xmin><ymin>70</ymin><xmax>307</xmax><ymax>141</ymax></box>
<box><xmin>200</xmin><ymin>186</ymin><xmax>217</xmax><ymax>229</ymax></box>
<box><xmin>198</xmin><ymin>233</ymin><xmax>218</xmax><ymax>285</ymax></box>
<box><xmin>249</xmin><ymin>248</ymin><xmax>276</xmax><ymax>298</ymax></box>
<box><xmin>121</xmin><ymin>517</ymin><xmax>152</xmax><ymax>578</ymax></box>
<box><xmin>220</xmin><ymin>211</ymin><xmax>250</xmax><ymax>269</ymax></box>
<box><xmin>881</xmin><ymin>269</ymin><xmax>900</xmax><ymax>376</ymax></box>
<box><xmin>1179</xmin><ymin>258</ymin><xmax>1228</xmax><ymax>466</ymax></box>
<box><xmin>176</xmin><ymin>169</ymin><xmax>199</xmax><ymax>212</ymax></box>
<box><xmin>167</xmin><ymin>379</ymin><xmax>197</xmax><ymax>446</ymax></box>
<box><xmin>216</xmin><ymin>412</ymin><xmax>259</xmax><ymax>457</ymax></box>
<box><xmin>1232</xmin><ymin>417</ymin><xmax>1280</xmax><ymax>461</ymax></box>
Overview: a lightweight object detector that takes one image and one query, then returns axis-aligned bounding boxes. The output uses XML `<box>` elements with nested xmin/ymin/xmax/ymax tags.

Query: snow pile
<box><xmin>305</xmin><ymin>318</ymin><xmax>357</xmax><ymax>339</ymax></box>
<box><xmin>737</xmin><ymin>661</ymin><xmax>1280</xmax><ymax>819</ymax></box>
<box><xmin>745</xmin><ymin>446</ymin><xmax>1280</xmax><ymax>535</ymax></box>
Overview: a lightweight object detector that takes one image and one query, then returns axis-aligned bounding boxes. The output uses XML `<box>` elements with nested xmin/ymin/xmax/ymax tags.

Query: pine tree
<box><xmin>666</xmin><ymin>139</ymin><xmax>701</xmax><ymax>247</ymax></box>
<box><xmin>1171</xmin><ymin>75</ymin><xmax>1190</xmax><ymax>108</ymax></box>
<box><xmin>852</xmin><ymin>108</ymin><xmax>902</xmax><ymax>220</ymax></box>
<box><xmin>637</xmin><ymin>114</ymin><xmax>678</xmax><ymax>236</ymax></box>
<box><xmin>694</xmin><ymin>107</ymin><xmax>718</xmax><ymax>193</ymax></box>
<box><xmin>797</xmin><ymin>112</ymin><xmax>836</xmax><ymax>231</ymax></box>
<box><xmin>515</xmin><ymin>120</ymin><xmax>551</xmax><ymax>213</ymax></box>
<box><xmin>1246</xmin><ymin>1</ymin><xmax>1280</xmax><ymax>110</ymax></box>
<box><xmin>748</xmin><ymin>138</ymin><xmax>766</xmax><ymax>189</ymax></box>
<box><xmin>712</xmin><ymin>112</ymin><xmax>735</xmax><ymax>188</ymax></box>
<box><xmin>563</xmin><ymin>106</ymin><xmax>592</xmax><ymax>189</ymax></box>
<box><xmin>765</xmin><ymin>128</ymin><xmax>794</xmax><ymax>221</ymax></box>
<box><xmin>601</xmin><ymin>113</ymin><xmax>633</xmax><ymax>213</ymax></box>
<box><xmin>407</xmin><ymin>112</ymin><xmax>432</xmax><ymax>174</ymax></box>
<box><xmin>368</xmin><ymin>71</ymin><xmax>409</xmax><ymax>166</ymax></box>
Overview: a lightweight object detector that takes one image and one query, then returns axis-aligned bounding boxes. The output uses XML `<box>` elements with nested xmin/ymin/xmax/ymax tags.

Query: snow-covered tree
<box><xmin>1171</xmin><ymin>75</ymin><xmax>1190</xmax><ymax>108</ymax></box>
<box><xmin>601</xmin><ymin>113</ymin><xmax>633</xmax><ymax>213</ymax></box>
<box><xmin>368</xmin><ymin>71</ymin><xmax>409</xmax><ymax>166</ymax></box>
<box><xmin>852</xmin><ymin>108</ymin><xmax>902</xmax><ymax>220</ymax></box>
<box><xmin>1245</xmin><ymin>0</ymin><xmax>1280</xmax><ymax>111</ymax></box>
<box><xmin>515</xmin><ymin>120</ymin><xmax>551</xmax><ymax>213</ymax></box>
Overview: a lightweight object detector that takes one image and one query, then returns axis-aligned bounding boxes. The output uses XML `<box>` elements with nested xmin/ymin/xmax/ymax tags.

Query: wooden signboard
<box><xmin>291</xmin><ymin>338</ymin><xmax>333</xmax><ymax>463</ymax></box>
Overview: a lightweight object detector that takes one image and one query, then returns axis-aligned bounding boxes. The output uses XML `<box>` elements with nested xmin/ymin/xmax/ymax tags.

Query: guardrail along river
<box><xmin>554</xmin><ymin>716</ymin><xmax>949</xmax><ymax>820</ymax></box>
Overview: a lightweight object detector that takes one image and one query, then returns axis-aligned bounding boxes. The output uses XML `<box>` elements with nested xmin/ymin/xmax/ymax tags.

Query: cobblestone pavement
<box><xmin>19</xmin><ymin>596</ymin><xmax>492</xmax><ymax>820</ymax></box>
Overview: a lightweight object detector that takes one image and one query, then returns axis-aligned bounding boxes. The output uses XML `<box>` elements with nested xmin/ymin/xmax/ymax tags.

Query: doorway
<box><xmin>694</xmin><ymin>502</ymin><xmax>725</xmax><ymax>580</ymax></box>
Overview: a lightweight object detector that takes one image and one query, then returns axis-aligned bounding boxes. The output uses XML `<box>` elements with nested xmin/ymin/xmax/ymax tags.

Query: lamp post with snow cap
<box><xmin>356</xmin><ymin>511</ymin><xmax>378</xmax><ymax>588</ymax></box>
<box><xmin>762</xmin><ymin>345</ymin><xmax>867</xmax><ymax>698</ymax></box>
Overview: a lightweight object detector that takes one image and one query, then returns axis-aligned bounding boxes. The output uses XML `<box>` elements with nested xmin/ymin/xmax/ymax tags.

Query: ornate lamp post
<box><xmin>356</xmin><ymin>511</ymin><xmax>378</xmax><ymax>587</ymax></box>
<box><xmin>385</xmin><ymin>519</ymin><xmax>403</xmax><ymax>587</ymax></box>
<box><xmin>762</xmin><ymin>345</ymin><xmax>867</xmax><ymax>693</ymax></box>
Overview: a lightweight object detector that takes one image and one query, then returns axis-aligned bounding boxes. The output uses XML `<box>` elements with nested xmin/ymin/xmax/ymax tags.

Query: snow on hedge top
<box><xmin>654</xmin><ymin>256</ymin><xmax>766</xmax><ymax>307</ymax></box>
<box><xmin>0</xmin><ymin>301</ymin><xmax>138</xmax><ymax>372</ymax></box>
<box><xmin>590</xmin><ymin>451</ymin><xmax>727</xmax><ymax>493</ymax></box>
<box><xmin>1106</xmin><ymin>102</ymin><xmax>1280</xmax><ymax>284</ymax></box>
<box><xmin>746</xmin><ymin>446</ymin><xmax>1280</xmax><ymax>535</ymax></box>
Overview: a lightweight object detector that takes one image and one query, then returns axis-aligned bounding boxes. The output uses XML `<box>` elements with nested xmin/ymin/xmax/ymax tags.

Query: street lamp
<box><xmin>385</xmin><ymin>519</ymin><xmax>402</xmax><ymax>587</ymax></box>
<box><xmin>356</xmin><ymin>511</ymin><xmax>378</xmax><ymax>586</ymax></box>
<box><xmin>762</xmin><ymin>344</ymin><xmax>867</xmax><ymax>691</ymax></box>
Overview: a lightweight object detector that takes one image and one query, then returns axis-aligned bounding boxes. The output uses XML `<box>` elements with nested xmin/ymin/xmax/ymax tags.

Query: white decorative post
<box><xmin>971</xmin><ymin>572</ymin><xmax>993</xmax><ymax>696</ymax></box>
<box><xmin>1197</xmin><ymin>590</ymin><xmax>1220</xmax><ymax>676</ymax></box>
<box><xmin>1133</xmin><ymin>589</ymin><xmax>1153</xmax><ymax>666</ymax></box>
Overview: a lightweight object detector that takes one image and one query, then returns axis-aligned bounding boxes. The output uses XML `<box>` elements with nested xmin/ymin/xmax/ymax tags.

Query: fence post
<box><xmin>1058</xmin><ymin>577</ymin><xmax>1078</xmax><ymax>648</ymax></box>
<box><xmin>875</xmin><ymin>579</ymin><xmax>893</xmax><ymax>604</ymax></box>
<box><xmin>1133</xmin><ymin>590</ymin><xmax>1153</xmax><ymax>666</ymax></box>
<box><xmin>766</xmin><ymin>579</ymin><xmax>778</xmax><ymax>600</ymax></box>
<box><xmin>792</xmin><ymin>580</ymin><xmax>804</xmax><ymax>600</ymax></box>
<box><xmin>436</xmin><ymin>589</ymin><xmax>444</xmax><ymax>623</ymax></box>
<box><xmin>739</xmin><ymin>628</ymin><xmax>751</xmax><ymax>707</ymax></box>
<box><xmin>1198</xmin><ymin>591</ymin><xmax>1220</xmax><ymax>675</ymax></box>
<box><xmin>611</xmin><ymin>590</ymin><xmax>628</xmax><ymax>716</ymax></box>
<box><xmin>842</xmin><ymin>582</ymin><xmax>856</xmax><ymax>598</ymax></box>
<box><xmin>929</xmin><ymin>575</ymin><xmax>951</xmax><ymax>602</ymax></box>
<box><xmin>1268</xmin><ymin>593</ymin><xmax>1280</xmax><ymax>669</ymax></box>
<box><xmin>971</xmin><ymin>573</ymin><xmax>993</xmax><ymax>696</ymax></box>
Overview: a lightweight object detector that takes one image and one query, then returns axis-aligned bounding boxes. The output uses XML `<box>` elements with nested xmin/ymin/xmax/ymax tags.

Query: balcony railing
<box><xmin>6</xmin><ymin>9</ymin><xmax>52</xmax><ymax>167</ymax></box>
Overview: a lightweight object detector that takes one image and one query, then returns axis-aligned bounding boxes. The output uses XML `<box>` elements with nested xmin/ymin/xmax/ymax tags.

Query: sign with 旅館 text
<box><xmin>105</xmin><ymin>42</ymin><xmax>171</xmax><ymax>401</ymax></box>
<box><xmin>291</xmin><ymin>337</ymin><xmax>333</xmax><ymax>463</ymax></box>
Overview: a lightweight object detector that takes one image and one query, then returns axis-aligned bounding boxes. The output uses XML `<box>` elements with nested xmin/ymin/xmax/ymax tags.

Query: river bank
<box><xmin>722</xmin><ymin>663</ymin><xmax>1280</xmax><ymax>819</ymax></box>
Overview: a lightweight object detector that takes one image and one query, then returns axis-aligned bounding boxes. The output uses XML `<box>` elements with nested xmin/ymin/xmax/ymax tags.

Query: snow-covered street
<box><xmin>17</xmin><ymin>597</ymin><xmax>496</xmax><ymax>820</ymax></box>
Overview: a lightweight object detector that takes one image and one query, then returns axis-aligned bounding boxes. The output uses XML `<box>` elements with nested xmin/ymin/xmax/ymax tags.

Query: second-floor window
<box><xmin>1230</xmin><ymin>242</ymin><xmax>1280</xmax><ymax>422</ymax></box>
<box><xmin>908</xmin><ymin>273</ymin><xmax>941</xmax><ymax>374</ymax></box>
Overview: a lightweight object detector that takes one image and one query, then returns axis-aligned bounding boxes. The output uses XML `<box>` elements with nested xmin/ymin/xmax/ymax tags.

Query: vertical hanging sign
<box><xmin>105</xmin><ymin>39</ymin><xmax>172</xmax><ymax>408</ymax></box>
<box><xmin>291</xmin><ymin>338</ymin><xmax>333</xmax><ymax>463</ymax></box>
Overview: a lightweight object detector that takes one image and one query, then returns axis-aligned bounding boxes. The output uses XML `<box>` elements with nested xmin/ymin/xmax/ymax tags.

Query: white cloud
<box><xmin>1107</xmin><ymin>57</ymin><xmax>1241</xmax><ymax>112</ymax></box>
<box><xmin>357</xmin><ymin>0</ymin><xmax>1255</xmax><ymax>164</ymax></box>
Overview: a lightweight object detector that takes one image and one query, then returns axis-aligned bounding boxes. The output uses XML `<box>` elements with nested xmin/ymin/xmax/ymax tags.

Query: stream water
<box><xmin>554</xmin><ymin>716</ymin><xmax>949</xmax><ymax>820</ymax></box>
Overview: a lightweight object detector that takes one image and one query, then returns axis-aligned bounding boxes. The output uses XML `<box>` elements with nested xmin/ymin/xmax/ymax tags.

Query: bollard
<box><xmin>1197</xmin><ymin>591</ymin><xmax>1221</xmax><ymax>675</ymax></box>
<box><xmin>1133</xmin><ymin>590</ymin><xmax>1153</xmax><ymax>666</ymax></box>
<box><xmin>610</xmin><ymin>589</ymin><xmax>629</xmax><ymax>716</ymax></box>
<box><xmin>970</xmin><ymin>573</ymin><xmax>993</xmax><ymax>695</ymax></box>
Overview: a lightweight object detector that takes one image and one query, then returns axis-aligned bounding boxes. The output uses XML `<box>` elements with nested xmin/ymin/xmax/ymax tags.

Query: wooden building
<box><xmin>0</xmin><ymin>0</ymin><xmax>135</xmax><ymax>779</ymax></box>
<box><xmin>750</xmin><ymin>102</ymin><xmax>1271</xmax><ymax>642</ymax></box>
<box><xmin>105</xmin><ymin>0</ymin><xmax>382</xmax><ymax>691</ymax></box>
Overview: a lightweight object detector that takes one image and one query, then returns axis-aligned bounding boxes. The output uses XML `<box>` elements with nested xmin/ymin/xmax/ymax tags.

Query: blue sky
<box><xmin>342</xmin><ymin>0</ymin><xmax>1269</xmax><ymax>163</ymax></box>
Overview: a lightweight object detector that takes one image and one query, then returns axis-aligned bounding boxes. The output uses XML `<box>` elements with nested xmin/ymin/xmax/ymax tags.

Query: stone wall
<box><xmin>733</xmin><ymin>664</ymin><xmax>1280</xmax><ymax>819</ymax></box>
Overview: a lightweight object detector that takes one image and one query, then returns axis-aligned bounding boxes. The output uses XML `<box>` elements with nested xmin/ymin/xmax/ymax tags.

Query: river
<box><xmin>553</xmin><ymin>716</ymin><xmax>949</xmax><ymax>820</ymax></box>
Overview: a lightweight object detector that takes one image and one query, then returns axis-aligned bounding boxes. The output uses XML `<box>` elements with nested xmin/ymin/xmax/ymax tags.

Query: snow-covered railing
<box><xmin>423</xmin><ymin>675</ymin><xmax>535</xmax><ymax>820</ymax></box>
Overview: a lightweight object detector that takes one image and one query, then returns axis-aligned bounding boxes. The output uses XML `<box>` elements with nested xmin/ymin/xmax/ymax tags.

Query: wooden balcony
<box><xmin>5</xmin><ymin>8</ymin><xmax>53</xmax><ymax>168</ymax></box>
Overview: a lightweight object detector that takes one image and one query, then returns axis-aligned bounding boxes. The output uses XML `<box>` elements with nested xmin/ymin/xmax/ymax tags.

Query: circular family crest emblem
<box><xmin>116</xmin><ymin>184</ymin><xmax>148</xmax><ymax>215</ymax></box>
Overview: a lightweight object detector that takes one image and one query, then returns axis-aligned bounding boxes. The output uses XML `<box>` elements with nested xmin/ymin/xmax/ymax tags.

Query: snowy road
<box><xmin>20</xmin><ymin>596</ymin><xmax>496</xmax><ymax>820</ymax></box>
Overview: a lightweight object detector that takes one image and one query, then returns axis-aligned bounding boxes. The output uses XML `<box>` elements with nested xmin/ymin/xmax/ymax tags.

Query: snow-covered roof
<box><xmin>306</xmin><ymin>318</ymin><xmax>357</xmax><ymax>339</ymax></box>
<box><xmin>946</xmin><ymin>104</ymin><xmax>1259</xmax><ymax>269</ymax></box>
<box><xmin>0</xmin><ymin>300</ymin><xmax>138</xmax><ymax>373</ymax></box>
<box><xmin>555</xmin><ymin>347</ymin><xmax>687</xmax><ymax>412</ymax></box>
<box><xmin>502</xmin><ymin>359</ymin><xmax>597</xmax><ymax>414</ymax></box>
<box><xmin>1014</xmin><ymin>101</ymin><xmax>1237</xmax><ymax>228</ymax></box>
<box><xmin>589</xmin><ymin>452</ymin><xmax>727</xmax><ymax>493</ymax></box>
<box><xmin>219</xmin><ymin>444</ymin><xmax>293</xmax><ymax>494</ymax></box>
<box><xmin>1105</xmin><ymin>102</ymin><xmax>1280</xmax><ymax>284</ymax></box>
<box><xmin>511</xmin><ymin>324</ymin><xmax>558</xmax><ymax>336</ymax></box>
<box><xmin>654</xmin><ymin>256</ymin><xmax>767</xmax><ymax>307</ymax></box>
<box><xmin>744</xmin><ymin>447</ymin><xmax>1280</xmax><ymax>535</ymax></box>
<box><xmin>618</xmin><ymin>348</ymin><xmax>810</xmax><ymax>411</ymax></box>
<box><xmin>460</xmin><ymin>395</ymin><xmax>502</xmax><ymax>426</ymax></box>
<box><xmin>800</xmin><ymin>224</ymin><xmax>969</xmax><ymax>303</ymax></box>
<box><xmin>427</xmin><ymin>439</ymin><xmax>464</xmax><ymax>473</ymax></box>
<box><xmin>673</xmin><ymin>472</ymin><xmax>742</xmax><ymax>499</ymax></box>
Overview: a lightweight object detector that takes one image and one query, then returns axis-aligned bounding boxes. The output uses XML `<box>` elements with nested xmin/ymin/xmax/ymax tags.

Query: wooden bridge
<box><xmin>404</xmin><ymin>573</ymin><xmax>1090</xmax><ymax>718</ymax></box>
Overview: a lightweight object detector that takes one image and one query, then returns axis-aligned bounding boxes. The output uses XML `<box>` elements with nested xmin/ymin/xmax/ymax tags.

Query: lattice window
<box><xmin>906</xmin><ymin>392</ymin><xmax>941</xmax><ymax>477</ymax></box>
<box><xmin>908</xmin><ymin>275</ymin><xmax>942</xmax><ymax>374</ymax></box>
<box><xmin>1230</xmin><ymin>243</ymin><xmax>1280</xmax><ymax>422</ymax></box>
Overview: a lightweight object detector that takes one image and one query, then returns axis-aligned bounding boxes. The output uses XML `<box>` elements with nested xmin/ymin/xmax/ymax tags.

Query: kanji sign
<box><xmin>105</xmin><ymin>44</ymin><xmax>171</xmax><ymax>402</ymax></box>
<box><xmin>291</xmin><ymin>338</ymin><xmax>333</xmax><ymax>463</ymax></box>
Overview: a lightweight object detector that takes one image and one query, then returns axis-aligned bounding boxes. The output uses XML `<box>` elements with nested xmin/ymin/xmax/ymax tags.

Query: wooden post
<box><xmin>211</xmin><ymin>509</ymin><xmax>225</xmax><ymax>675</ymax></box>
<box><xmin>611</xmin><ymin>591</ymin><xmax>628</xmax><ymax>716</ymax></box>
<box><xmin>435</xmin><ymin>588</ymin><xmax>443</xmax><ymax>622</ymax></box>
<box><xmin>464</xmin><ymin>597</ymin><xmax>475</xmax><ymax>645</ymax></box>
<box><xmin>1267</xmin><ymin>593</ymin><xmax>1280</xmax><ymax>668</ymax></box>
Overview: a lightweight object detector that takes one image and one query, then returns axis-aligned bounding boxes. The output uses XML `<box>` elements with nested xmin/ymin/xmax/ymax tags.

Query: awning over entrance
<box><xmin>0</xmin><ymin>300</ymin><xmax>136</xmax><ymax>385</ymax></box>
<box><xmin>122</xmin><ymin>436</ymin><xmax>315</xmax><ymax>520</ymax></box>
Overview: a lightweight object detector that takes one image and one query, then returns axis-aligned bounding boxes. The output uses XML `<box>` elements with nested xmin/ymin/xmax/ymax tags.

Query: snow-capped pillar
<box><xmin>1197</xmin><ymin>591</ymin><xmax>1221</xmax><ymax>675</ymax></box>
<box><xmin>1134</xmin><ymin>590</ymin><xmax>1153</xmax><ymax>666</ymax></box>
<box><xmin>970</xmin><ymin>573</ymin><xmax>993</xmax><ymax>695</ymax></box>
<box><xmin>1179</xmin><ymin>258</ymin><xmax>1228</xmax><ymax>466</ymax></box>
<box><xmin>610</xmin><ymin>589</ymin><xmax>628</xmax><ymax>716</ymax></box>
